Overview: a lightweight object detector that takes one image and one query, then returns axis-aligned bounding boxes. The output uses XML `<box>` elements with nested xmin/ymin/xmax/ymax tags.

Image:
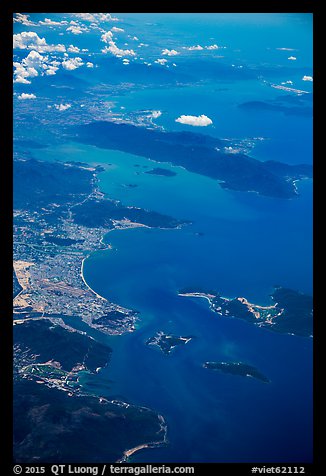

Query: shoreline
<box><xmin>80</xmin><ymin>256</ymin><xmax>107</xmax><ymax>301</ymax></box>
<box><xmin>178</xmin><ymin>292</ymin><xmax>215</xmax><ymax>304</ymax></box>
<box><xmin>118</xmin><ymin>414</ymin><xmax>168</xmax><ymax>463</ymax></box>
<box><xmin>79</xmin><ymin>220</ymin><xmax>153</xmax><ymax>304</ymax></box>
<box><xmin>81</xmin><ymin>219</ymin><xmax>188</xmax><ymax>306</ymax></box>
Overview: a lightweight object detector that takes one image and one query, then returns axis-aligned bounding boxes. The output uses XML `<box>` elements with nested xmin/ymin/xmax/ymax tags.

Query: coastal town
<box><xmin>14</xmin><ymin>209</ymin><xmax>138</xmax><ymax>335</ymax></box>
<box><xmin>13</xmin><ymin>158</ymin><xmax>150</xmax><ymax>336</ymax></box>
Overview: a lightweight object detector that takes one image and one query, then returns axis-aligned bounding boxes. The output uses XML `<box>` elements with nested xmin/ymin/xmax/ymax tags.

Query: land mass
<box><xmin>203</xmin><ymin>361</ymin><xmax>270</xmax><ymax>383</ymax></box>
<box><xmin>13</xmin><ymin>157</ymin><xmax>181</xmax><ymax>462</ymax></box>
<box><xmin>14</xmin><ymin>378</ymin><xmax>166</xmax><ymax>463</ymax></box>
<box><xmin>72</xmin><ymin>120</ymin><xmax>312</xmax><ymax>198</ymax></box>
<box><xmin>239</xmin><ymin>92</ymin><xmax>313</xmax><ymax>117</ymax></box>
<box><xmin>14</xmin><ymin>158</ymin><xmax>186</xmax><ymax>335</ymax></box>
<box><xmin>179</xmin><ymin>286</ymin><xmax>313</xmax><ymax>337</ymax></box>
<box><xmin>13</xmin><ymin>318</ymin><xmax>167</xmax><ymax>463</ymax></box>
<box><xmin>146</xmin><ymin>331</ymin><xmax>195</xmax><ymax>355</ymax></box>
<box><xmin>14</xmin><ymin>319</ymin><xmax>111</xmax><ymax>384</ymax></box>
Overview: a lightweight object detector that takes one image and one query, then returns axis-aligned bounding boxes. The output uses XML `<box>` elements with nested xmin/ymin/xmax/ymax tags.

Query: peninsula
<box><xmin>72</xmin><ymin>120</ymin><xmax>312</xmax><ymax>198</ymax></box>
<box><xmin>179</xmin><ymin>286</ymin><xmax>313</xmax><ymax>337</ymax></box>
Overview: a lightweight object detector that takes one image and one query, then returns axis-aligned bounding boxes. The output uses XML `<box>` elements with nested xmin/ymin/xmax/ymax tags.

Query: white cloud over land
<box><xmin>175</xmin><ymin>114</ymin><xmax>213</xmax><ymax>127</ymax></box>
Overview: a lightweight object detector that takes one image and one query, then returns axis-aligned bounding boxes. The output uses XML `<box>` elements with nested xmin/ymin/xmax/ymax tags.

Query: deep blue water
<box><xmin>81</xmin><ymin>178</ymin><xmax>312</xmax><ymax>462</ymax></box>
<box><xmin>16</xmin><ymin>13</ymin><xmax>313</xmax><ymax>462</ymax></box>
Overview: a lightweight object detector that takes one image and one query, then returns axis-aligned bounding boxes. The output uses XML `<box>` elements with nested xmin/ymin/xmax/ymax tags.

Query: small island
<box><xmin>203</xmin><ymin>361</ymin><xmax>270</xmax><ymax>383</ymax></box>
<box><xmin>145</xmin><ymin>168</ymin><xmax>177</xmax><ymax>177</ymax></box>
<box><xmin>146</xmin><ymin>331</ymin><xmax>194</xmax><ymax>355</ymax></box>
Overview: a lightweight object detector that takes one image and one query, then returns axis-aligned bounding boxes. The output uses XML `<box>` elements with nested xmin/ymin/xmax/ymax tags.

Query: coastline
<box><xmin>117</xmin><ymin>414</ymin><xmax>168</xmax><ymax>463</ymax></box>
<box><xmin>80</xmin><ymin>256</ymin><xmax>107</xmax><ymax>301</ymax></box>
<box><xmin>79</xmin><ymin>219</ymin><xmax>154</xmax><ymax>303</ymax></box>
<box><xmin>178</xmin><ymin>291</ymin><xmax>215</xmax><ymax>304</ymax></box>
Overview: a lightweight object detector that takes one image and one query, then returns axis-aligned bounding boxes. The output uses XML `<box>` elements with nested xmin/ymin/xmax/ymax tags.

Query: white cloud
<box><xmin>13</xmin><ymin>50</ymin><xmax>61</xmax><ymax>83</ymax></box>
<box><xmin>14</xmin><ymin>13</ymin><xmax>38</xmax><ymax>26</ymax></box>
<box><xmin>21</xmin><ymin>50</ymin><xmax>45</xmax><ymax>68</ymax></box>
<box><xmin>122</xmin><ymin>59</ymin><xmax>130</xmax><ymax>65</ymax></box>
<box><xmin>302</xmin><ymin>75</ymin><xmax>313</xmax><ymax>82</ymax></box>
<box><xmin>155</xmin><ymin>58</ymin><xmax>168</xmax><ymax>65</ymax></box>
<box><xmin>13</xmin><ymin>31</ymin><xmax>46</xmax><ymax>49</ymax></box>
<box><xmin>66</xmin><ymin>25</ymin><xmax>84</xmax><ymax>35</ymax></box>
<box><xmin>162</xmin><ymin>48</ymin><xmax>179</xmax><ymax>56</ymax></box>
<box><xmin>205</xmin><ymin>44</ymin><xmax>219</xmax><ymax>50</ymax></box>
<box><xmin>288</xmin><ymin>56</ymin><xmax>297</xmax><ymax>60</ymax></box>
<box><xmin>14</xmin><ymin>51</ymin><xmax>42</xmax><ymax>83</ymax></box>
<box><xmin>102</xmin><ymin>41</ymin><xmax>136</xmax><ymax>57</ymax></box>
<box><xmin>150</xmin><ymin>110</ymin><xmax>162</xmax><ymax>119</ymax></box>
<box><xmin>276</xmin><ymin>47</ymin><xmax>295</xmax><ymax>51</ymax></box>
<box><xmin>185</xmin><ymin>45</ymin><xmax>203</xmax><ymax>51</ymax></box>
<box><xmin>54</xmin><ymin>103</ymin><xmax>71</xmax><ymax>111</ymax></box>
<box><xmin>111</xmin><ymin>27</ymin><xmax>124</xmax><ymax>33</ymax></box>
<box><xmin>13</xmin><ymin>60</ymin><xmax>34</xmax><ymax>84</ymax></box>
<box><xmin>86</xmin><ymin>62</ymin><xmax>94</xmax><ymax>68</ymax></box>
<box><xmin>14</xmin><ymin>76</ymin><xmax>31</xmax><ymax>84</ymax></box>
<box><xmin>62</xmin><ymin>57</ymin><xmax>84</xmax><ymax>70</ymax></box>
<box><xmin>45</xmin><ymin>65</ymin><xmax>59</xmax><ymax>75</ymax></box>
<box><xmin>39</xmin><ymin>18</ymin><xmax>68</xmax><ymax>26</ymax></box>
<box><xmin>281</xmin><ymin>80</ymin><xmax>293</xmax><ymax>85</ymax></box>
<box><xmin>71</xmin><ymin>13</ymin><xmax>119</xmax><ymax>23</ymax></box>
<box><xmin>132</xmin><ymin>36</ymin><xmax>139</xmax><ymax>41</ymax></box>
<box><xmin>101</xmin><ymin>31</ymin><xmax>114</xmax><ymax>43</ymax></box>
<box><xmin>17</xmin><ymin>93</ymin><xmax>36</xmax><ymax>100</ymax></box>
<box><xmin>13</xmin><ymin>31</ymin><xmax>66</xmax><ymax>53</ymax></box>
<box><xmin>67</xmin><ymin>45</ymin><xmax>80</xmax><ymax>53</ymax></box>
<box><xmin>175</xmin><ymin>114</ymin><xmax>213</xmax><ymax>127</ymax></box>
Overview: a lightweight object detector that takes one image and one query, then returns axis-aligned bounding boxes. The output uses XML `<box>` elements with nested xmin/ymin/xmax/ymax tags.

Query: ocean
<box><xmin>21</xmin><ymin>13</ymin><xmax>312</xmax><ymax>462</ymax></box>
